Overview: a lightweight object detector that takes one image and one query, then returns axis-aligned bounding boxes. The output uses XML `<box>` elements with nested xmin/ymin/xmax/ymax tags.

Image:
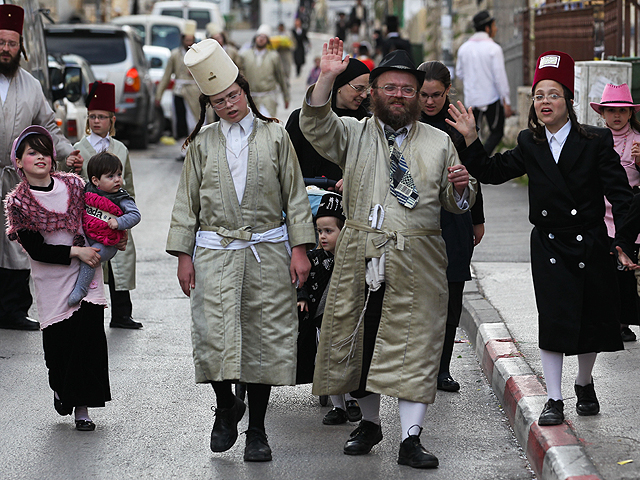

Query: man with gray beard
<box><xmin>299</xmin><ymin>39</ymin><xmax>476</xmax><ymax>469</ymax></box>
<box><xmin>0</xmin><ymin>4</ymin><xmax>79</xmax><ymax>331</ymax></box>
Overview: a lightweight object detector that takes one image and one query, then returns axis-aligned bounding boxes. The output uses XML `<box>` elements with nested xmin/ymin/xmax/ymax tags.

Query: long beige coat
<box><xmin>73</xmin><ymin>136</ymin><xmax>137</xmax><ymax>291</ymax></box>
<box><xmin>155</xmin><ymin>47</ymin><xmax>201</xmax><ymax>121</ymax></box>
<box><xmin>1</xmin><ymin>68</ymin><xmax>73</xmax><ymax>270</ymax></box>
<box><xmin>300</xmin><ymin>91</ymin><xmax>477</xmax><ymax>404</ymax></box>
<box><xmin>166</xmin><ymin>118</ymin><xmax>315</xmax><ymax>385</ymax></box>
<box><xmin>239</xmin><ymin>49</ymin><xmax>289</xmax><ymax>118</ymax></box>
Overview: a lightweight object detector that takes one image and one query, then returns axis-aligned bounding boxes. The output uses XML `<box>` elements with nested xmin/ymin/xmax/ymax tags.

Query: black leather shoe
<box><xmin>621</xmin><ymin>326</ymin><xmax>637</xmax><ymax>342</ymax></box>
<box><xmin>343</xmin><ymin>420</ymin><xmax>383</xmax><ymax>455</ymax></box>
<box><xmin>110</xmin><ymin>316</ymin><xmax>143</xmax><ymax>329</ymax></box>
<box><xmin>243</xmin><ymin>428</ymin><xmax>272</xmax><ymax>462</ymax></box>
<box><xmin>345</xmin><ymin>400</ymin><xmax>362</xmax><ymax>422</ymax></box>
<box><xmin>75</xmin><ymin>419</ymin><xmax>96</xmax><ymax>431</ymax></box>
<box><xmin>398</xmin><ymin>435</ymin><xmax>439</xmax><ymax>469</ymax></box>
<box><xmin>538</xmin><ymin>399</ymin><xmax>564</xmax><ymax>426</ymax></box>
<box><xmin>210</xmin><ymin>396</ymin><xmax>246</xmax><ymax>452</ymax></box>
<box><xmin>323</xmin><ymin>407</ymin><xmax>348</xmax><ymax>425</ymax></box>
<box><xmin>54</xmin><ymin>394</ymin><xmax>72</xmax><ymax>416</ymax></box>
<box><xmin>575</xmin><ymin>382</ymin><xmax>600</xmax><ymax>416</ymax></box>
<box><xmin>0</xmin><ymin>316</ymin><xmax>39</xmax><ymax>331</ymax></box>
<box><xmin>437</xmin><ymin>374</ymin><xmax>460</xmax><ymax>392</ymax></box>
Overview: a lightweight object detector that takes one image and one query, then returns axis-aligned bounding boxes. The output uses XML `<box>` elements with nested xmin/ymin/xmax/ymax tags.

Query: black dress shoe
<box><xmin>345</xmin><ymin>400</ymin><xmax>362</xmax><ymax>422</ymax></box>
<box><xmin>243</xmin><ymin>428</ymin><xmax>272</xmax><ymax>462</ymax></box>
<box><xmin>75</xmin><ymin>419</ymin><xmax>96</xmax><ymax>431</ymax></box>
<box><xmin>343</xmin><ymin>420</ymin><xmax>383</xmax><ymax>455</ymax></box>
<box><xmin>0</xmin><ymin>316</ymin><xmax>39</xmax><ymax>331</ymax></box>
<box><xmin>110</xmin><ymin>316</ymin><xmax>143</xmax><ymax>329</ymax></box>
<box><xmin>621</xmin><ymin>326</ymin><xmax>637</xmax><ymax>342</ymax></box>
<box><xmin>323</xmin><ymin>407</ymin><xmax>348</xmax><ymax>425</ymax></box>
<box><xmin>398</xmin><ymin>434</ymin><xmax>439</xmax><ymax>469</ymax></box>
<box><xmin>575</xmin><ymin>381</ymin><xmax>600</xmax><ymax>416</ymax></box>
<box><xmin>54</xmin><ymin>394</ymin><xmax>72</xmax><ymax>416</ymax></box>
<box><xmin>538</xmin><ymin>399</ymin><xmax>564</xmax><ymax>426</ymax></box>
<box><xmin>210</xmin><ymin>396</ymin><xmax>246</xmax><ymax>452</ymax></box>
<box><xmin>437</xmin><ymin>374</ymin><xmax>460</xmax><ymax>392</ymax></box>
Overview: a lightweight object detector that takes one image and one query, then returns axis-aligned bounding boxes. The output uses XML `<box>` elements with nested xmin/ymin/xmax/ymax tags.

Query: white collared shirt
<box><xmin>220</xmin><ymin>110</ymin><xmax>254</xmax><ymax>204</ymax></box>
<box><xmin>0</xmin><ymin>74</ymin><xmax>10</xmax><ymax>103</ymax></box>
<box><xmin>88</xmin><ymin>132</ymin><xmax>111</xmax><ymax>153</ymax></box>
<box><xmin>545</xmin><ymin>119</ymin><xmax>572</xmax><ymax>163</ymax></box>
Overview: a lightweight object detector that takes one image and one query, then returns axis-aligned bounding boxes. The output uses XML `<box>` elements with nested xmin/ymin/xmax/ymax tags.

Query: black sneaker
<box><xmin>345</xmin><ymin>400</ymin><xmax>363</xmax><ymax>422</ymax></box>
<box><xmin>398</xmin><ymin>435</ymin><xmax>439</xmax><ymax>469</ymax></box>
<box><xmin>343</xmin><ymin>420</ymin><xmax>383</xmax><ymax>455</ymax></box>
<box><xmin>210</xmin><ymin>396</ymin><xmax>246</xmax><ymax>452</ymax></box>
<box><xmin>244</xmin><ymin>428</ymin><xmax>272</xmax><ymax>462</ymax></box>
<box><xmin>575</xmin><ymin>381</ymin><xmax>600</xmax><ymax>416</ymax></box>
<box><xmin>538</xmin><ymin>399</ymin><xmax>564</xmax><ymax>426</ymax></box>
<box><xmin>323</xmin><ymin>407</ymin><xmax>348</xmax><ymax>425</ymax></box>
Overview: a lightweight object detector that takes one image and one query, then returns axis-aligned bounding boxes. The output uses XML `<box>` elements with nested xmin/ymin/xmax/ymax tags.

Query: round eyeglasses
<box><xmin>212</xmin><ymin>91</ymin><xmax>243</xmax><ymax>111</ymax></box>
<box><xmin>375</xmin><ymin>84</ymin><xmax>417</xmax><ymax>98</ymax></box>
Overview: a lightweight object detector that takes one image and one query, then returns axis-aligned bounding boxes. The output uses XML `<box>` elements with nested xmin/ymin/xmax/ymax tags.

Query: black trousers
<box><xmin>473</xmin><ymin>100</ymin><xmax>505</xmax><ymax>156</ymax></box>
<box><xmin>174</xmin><ymin>95</ymin><xmax>189</xmax><ymax>138</ymax></box>
<box><xmin>42</xmin><ymin>302</ymin><xmax>111</xmax><ymax>408</ymax></box>
<box><xmin>107</xmin><ymin>262</ymin><xmax>132</xmax><ymax>320</ymax></box>
<box><xmin>0</xmin><ymin>267</ymin><xmax>32</xmax><ymax>321</ymax></box>
<box><xmin>439</xmin><ymin>281</ymin><xmax>465</xmax><ymax>375</ymax></box>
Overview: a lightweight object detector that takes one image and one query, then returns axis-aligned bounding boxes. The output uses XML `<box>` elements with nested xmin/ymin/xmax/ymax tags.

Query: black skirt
<box><xmin>42</xmin><ymin>301</ymin><xmax>111</xmax><ymax>408</ymax></box>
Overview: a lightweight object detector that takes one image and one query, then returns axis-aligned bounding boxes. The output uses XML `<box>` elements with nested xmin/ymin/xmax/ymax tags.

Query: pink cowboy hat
<box><xmin>590</xmin><ymin>83</ymin><xmax>640</xmax><ymax>114</ymax></box>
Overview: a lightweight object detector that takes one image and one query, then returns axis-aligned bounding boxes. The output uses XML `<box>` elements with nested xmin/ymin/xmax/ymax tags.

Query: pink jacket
<box><xmin>82</xmin><ymin>192</ymin><xmax>123</xmax><ymax>246</ymax></box>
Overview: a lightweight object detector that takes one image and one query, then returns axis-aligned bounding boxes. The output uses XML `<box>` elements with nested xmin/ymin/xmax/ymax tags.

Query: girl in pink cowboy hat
<box><xmin>590</xmin><ymin>83</ymin><xmax>640</xmax><ymax>343</ymax></box>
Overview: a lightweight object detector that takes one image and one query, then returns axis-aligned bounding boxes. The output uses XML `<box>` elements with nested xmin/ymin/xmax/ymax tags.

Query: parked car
<box><xmin>44</xmin><ymin>23</ymin><xmax>162</xmax><ymax>149</ymax></box>
<box><xmin>48</xmin><ymin>53</ymin><xmax>97</xmax><ymax>144</ymax></box>
<box><xmin>111</xmin><ymin>14</ymin><xmax>188</xmax><ymax>51</ymax></box>
<box><xmin>143</xmin><ymin>45</ymin><xmax>173</xmax><ymax>135</ymax></box>
<box><xmin>151</xmin><ymin>1</ymin><xmax>225</xmax><ymax>39</ymax></box>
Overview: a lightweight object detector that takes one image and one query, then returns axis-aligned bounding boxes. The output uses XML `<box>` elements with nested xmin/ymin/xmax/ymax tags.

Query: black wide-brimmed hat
<box><xmin>370</xmin><ymin>50</ymin><xmax>425</xmax><ymax>86</ymax></box>
<box><xmin>473</xmin><ymin>10</ymin><xmax>494</xmax><ymax>30</ymax></box>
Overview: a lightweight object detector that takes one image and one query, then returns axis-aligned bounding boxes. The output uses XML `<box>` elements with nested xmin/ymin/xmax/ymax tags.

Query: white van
<box><xmin>111</xmin><ymin>14</ymin><xmax>189</xmax><ymax>51</ymax></box>
<box><xmin>151</xmin><ymin>1</ymin><xmax>226</xmax><ymax>39</ymax></box>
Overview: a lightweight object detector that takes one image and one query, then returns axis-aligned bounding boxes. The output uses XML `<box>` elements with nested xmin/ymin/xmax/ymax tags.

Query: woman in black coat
<box><xmin>449</xmin><ymin>51</ymin><xmax>633</xmax><ymax>427</ymax></box>
<box><xmin>292</xmin><ymin>18</ymin><xmax>309</xmax><ymax>77</ymax></box>
<box><xmin>417</xmin><ymin>61</ymin><xmax>485</xmax><ymax>393</ymax></box>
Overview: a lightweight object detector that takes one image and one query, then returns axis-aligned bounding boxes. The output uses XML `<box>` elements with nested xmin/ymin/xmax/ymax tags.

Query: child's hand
<box><xmin>177</xmin><ymin>253</ymin><xmax>196</xmax><ymax>296</ymax></box>
<box><xmin>65</xmin><ymin>150</ymin><xmax>84</xmax><ymax>173</ymax></box>
<box><xmin>297</xmin><ymin>300</ymin><xmax>308</xmax><ymax>312</ymax></box>
<box><xmin>71</xmin><ymin>246</ymin><xmax>101</xmax><ymax>268</ymax></box>
<box><xmin>108</xmin><ymin>218</ymin><xmax>119</xmax><ymax>229</ymax></box>
<box><xmin>632</xmin><ymin>140</ymin><xmax>640</xmax><ymax>160</ymax></box>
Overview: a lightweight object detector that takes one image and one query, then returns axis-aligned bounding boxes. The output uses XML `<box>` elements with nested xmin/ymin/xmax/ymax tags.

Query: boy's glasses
<box><xmin>0</xmin><ymin>40</ymin><xmax>19</xmax><ymax>48</ymax></box>
<box><xmin>212</xmin><ymin>91</ymin><xmax>243</xmax><ymax>111</ymax></box>
<box><xmin>532</xmin><ymin>94</ymin><xmax>564</xmax><ymax>102</ymax></box>
<box><xmin>88</xmin><ymin>115</ymin><xmax>110</xmax><ymax>121</ymax></box>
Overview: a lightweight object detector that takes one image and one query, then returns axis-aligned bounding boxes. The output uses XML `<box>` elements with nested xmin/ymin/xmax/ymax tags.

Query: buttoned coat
<box><xmin>461</xmin><ymin>126</ymin><xmax>632</xmax><ymax>354</ymax></box>
<box><xmin>166</xmin><ymin>119</ymin><xmax>315</xmax><ymax>385</ymax></box>
<box><xmin>239</xmin><ymin>49</ymin><xmax>289</xmax><ymax>117</ymax></box>
<box><xmin>1</xmin><ymin>68</ymin><xmax>73</xmax><ymax>270</ymax></box>
<box><xmin>73</xmin><ymin>136</ymin><xmax>137</xmax><ymax>291</ymax></box>
<box><xmin>300</xmin><ymin>92</ymin><xmax>476</xmax><ymax>404</ymax></box>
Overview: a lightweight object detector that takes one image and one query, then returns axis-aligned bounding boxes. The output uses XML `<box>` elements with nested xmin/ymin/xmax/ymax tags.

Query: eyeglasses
<box><xmin>347</xmin><ymin>83</ymin><xmax>368</xmax><ymax>94</ymax></box>
<box><xmin>88</xmin><ymin>114</ymin><xmax>110</xmax><ymax>121</ymax></box>
<box><xmin>532</xmin><ymin>93</ymin><xmax>564</xmax><ymax>102</ymax></box>
<box><xmin>0</xmin><ymin>40</ymin><xmax>19</xmax><ymax>48</ymax></box>
<box><xmin>419</xmin><ymin>91</ymin><xmax>445</xmax><ymax>100</ymax></box>
<box><xmin>212</xmin><ymin>91</ymin><xmax>243</xmax><ymax>111</ymax></box>
<box><xmin>375</xmin><ymin>84</ymin><xmax>417</xmax><ymax>98</ymax></box>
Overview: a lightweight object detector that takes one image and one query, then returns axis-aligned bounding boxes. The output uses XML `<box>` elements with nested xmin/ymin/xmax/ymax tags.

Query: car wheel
<box><xmin>128</xmin><ymin>123</ymin><xmax>149</xmax><ymax>150</ymax></box>
<box><xmin>148</xmin><ymin>105</ymin><xmax>164</xmax><ymax>144</ymax></box>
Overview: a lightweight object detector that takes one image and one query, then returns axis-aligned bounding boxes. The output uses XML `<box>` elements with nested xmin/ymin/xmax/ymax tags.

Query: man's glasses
<box><xmin>212</xmin><ymin>91</ymin><xmax>243</xmax><ymax>111</ymax></box>
<box><xmin>88</xmin><ymin>115</ymin><xmax>110</xmax><ymax>121</ymax></box>
<box><xmin>375</xmin><ymin>84</ymin><xmax>417</xmax><ymax>98</ymax></box>
<box><xmin>0</xmin><ymin>40</ymin><xmax>19</xmax><ymax>48</ymax></box>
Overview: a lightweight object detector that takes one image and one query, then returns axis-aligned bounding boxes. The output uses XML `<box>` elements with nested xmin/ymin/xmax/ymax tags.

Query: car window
<box><xmin>151</xmin><ymin>25</ymin><xmax>181</xmax><ymax>50</ymax></box>
<box><xmin>159</xmin><ymin>9</ymin><xmax>183</xmax><ymax>19</ymax></box>
<box><xmin>188</xmin><ymin>10</ymin><xmax>211</xmax><ymax>30</ymax></box>
<box><xmin>46</xmin><ymin>33</ymin><xmax>127</xmax><ymax>65</ymax></box>
<box><xmin>129</xmin><ymin>24</ymin><xmax>146</xmax><ymax>42</ymax></box>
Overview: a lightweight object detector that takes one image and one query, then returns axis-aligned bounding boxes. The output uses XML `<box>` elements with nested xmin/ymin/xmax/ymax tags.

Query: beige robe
<box><xmin>166</xmin><ymin>118</ymin><xmax>315</xmax><ymax>385</ymax></box>
<box><xmin>73</xmin><ymin>136</ymin><xmax>137</xmax><ymax>291</ymax></box>
<box><xmin>155</xmin><ymin>47</ymin><xmax>201</xmax><ymax>122</ymax></box>
<box><xmin>239</xmin><ymin>49</ymin><xmax>289</xmax><ymax>118</ymax></box>
<box><xmin>1</xmin><ymin>68</ymin><xmax>73</xmax><ymax>270</ymax></box>
<box><xmin>300</xmin><ymin>89</ymin><xmax>477</xmax><ymax>403</ymax></box>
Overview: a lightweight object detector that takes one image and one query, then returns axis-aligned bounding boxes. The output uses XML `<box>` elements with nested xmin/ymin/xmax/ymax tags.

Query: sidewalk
<box><xmin>463</xmin><ymin>183</ymin><xmax>640</xmax><ymax>480</ymax></box>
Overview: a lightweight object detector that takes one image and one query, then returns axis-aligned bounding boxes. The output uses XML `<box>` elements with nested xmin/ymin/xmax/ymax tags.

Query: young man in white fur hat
<box><xmin>239</xmin><ymin>24</ymin><xmax>290</xmax><ymax>118</ymax></box>
<box><xmin>166</xmin><ymin>38</ymin><xmax>315</xmax><ymax>462</ymax></box>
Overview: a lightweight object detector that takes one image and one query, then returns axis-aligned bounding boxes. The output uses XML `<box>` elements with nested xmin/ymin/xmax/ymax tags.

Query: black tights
<box><xmin>211</xmin><ymin>381</ymin><xmax>271</xmax><ymax>432</ymax></box>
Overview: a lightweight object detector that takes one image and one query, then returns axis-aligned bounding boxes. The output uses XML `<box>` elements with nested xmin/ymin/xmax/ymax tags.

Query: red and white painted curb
<box><xmin>461</xmin><ymin>281</ymin><xmax>602</xmax><ymax>480</ymax></box>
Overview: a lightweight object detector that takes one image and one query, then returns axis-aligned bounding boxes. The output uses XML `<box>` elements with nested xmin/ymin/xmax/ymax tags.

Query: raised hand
<box><xmin>320</xmin><ymin>37</ymin><xmax>349</xmax><ymax>78</ymax></box>
<box><xmin>446</xmin><ymin>101</ymin><xmax>479</xmax><ymax>146</ymax></box>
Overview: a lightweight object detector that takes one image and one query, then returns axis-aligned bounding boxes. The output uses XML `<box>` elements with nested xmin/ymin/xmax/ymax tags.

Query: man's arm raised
<box><xmin>309</xmin><ymin>37</ymin><xmax>350</xmax><ymax>106</ymax></box>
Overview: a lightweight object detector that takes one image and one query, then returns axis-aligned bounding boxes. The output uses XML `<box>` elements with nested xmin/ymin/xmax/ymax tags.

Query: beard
<box><xmin>0</xmin><ymin>50</ymin><xmax>20</xmax><ymax>77</ymax></box>
<box><xmin>370</xmin><ymin>90</ymin><xmax>421</xmax><ymax>130</ymax></box>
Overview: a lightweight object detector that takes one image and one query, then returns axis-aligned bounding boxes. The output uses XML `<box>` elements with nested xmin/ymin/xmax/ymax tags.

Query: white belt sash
<box><xmin>194</xmin><ymin>225</ymin><xmax>290</xmax><ymax>263</ymax></box>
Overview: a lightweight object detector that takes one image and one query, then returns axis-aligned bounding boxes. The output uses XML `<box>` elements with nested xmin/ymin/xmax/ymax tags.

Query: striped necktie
<box><xmin>384</xmin><ymin>126</ymin><xmax>419</xmax><ymax>209</ymax></box>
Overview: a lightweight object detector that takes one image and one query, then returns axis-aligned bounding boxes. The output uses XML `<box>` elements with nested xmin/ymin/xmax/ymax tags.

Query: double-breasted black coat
<box><xmin>461</xmin><ymin>125</ymin><xmax>633</xmax><ymax>354</ymax></box>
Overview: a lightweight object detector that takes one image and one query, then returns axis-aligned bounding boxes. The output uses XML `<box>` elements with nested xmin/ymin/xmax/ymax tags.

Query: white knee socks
<box><xmin>398</xmin><ymin>398</ymin><xmax>428</xmax><ymax>440</ymax></box>
<box><xmin>539</xmin><ymin>348</ymin><xmax>564</xmax><ymax>401</ymax></box>
<box><xmin>576</xmin><ymin>352</ymin><xmax>597</xmax><ymax>386</ymax></box>
<box><xmin>356</xmin><ymin>394</ymin><xmax>381</xmax><ymax>425</ymax></box>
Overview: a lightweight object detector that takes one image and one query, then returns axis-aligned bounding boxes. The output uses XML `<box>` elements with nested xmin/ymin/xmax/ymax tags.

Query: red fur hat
<box><xmin>86</xmin><ymin>82</ymin><xmax>116</xmax><ymax>112</ymax></box>
<box><xmin>533</xmin><ymin>51</ymin><xmax>574</xmax><ymax>96</ymax></box>
<box><xmin>0</xmin><ymin>4</ymin><xmax>24</xmax><ymax>35</ymax></box>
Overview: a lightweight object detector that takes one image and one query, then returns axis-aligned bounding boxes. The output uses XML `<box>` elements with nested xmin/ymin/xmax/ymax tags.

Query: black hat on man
<box><xmin>370</xmin><ymin>49</ymin><xmax>425</xmax><ymax>87</ymax></box>
<box><xmin>473</xmin><ymin>10</ymin><xmax>494</xmax><ymax>31</ymax></box>
<box><xmin>316</xmin><ymin>192</ymin><xmax>345</xmax><ymax>222</ymax></box>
